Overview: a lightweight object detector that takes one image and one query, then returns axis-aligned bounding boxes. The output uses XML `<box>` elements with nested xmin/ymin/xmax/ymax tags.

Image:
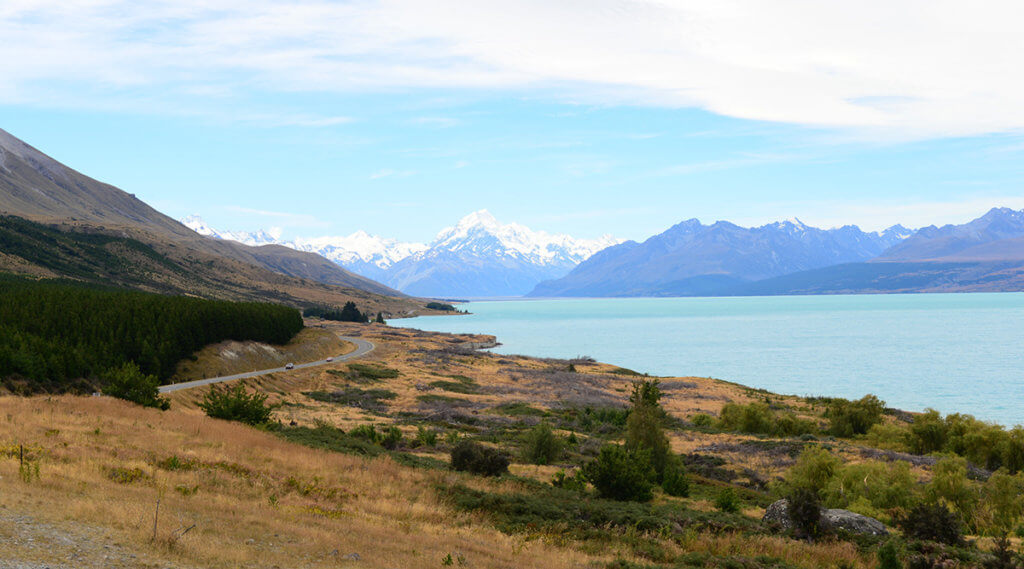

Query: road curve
<box><xmin>159</xmin><ymin>336</ymin><xmax>376</xmax><ymax>393</ymax></box>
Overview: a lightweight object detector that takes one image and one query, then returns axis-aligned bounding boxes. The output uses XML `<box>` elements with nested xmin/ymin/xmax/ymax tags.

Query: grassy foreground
<box><xmin>2</xmin><ymin>320</ymin><xmax>1021</xmax><ymax>568</ymax></box>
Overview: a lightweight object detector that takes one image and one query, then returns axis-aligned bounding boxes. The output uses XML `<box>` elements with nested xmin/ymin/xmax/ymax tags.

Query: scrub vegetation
<box><xmin>4</xmin><ymin>320</ymin><xmax>1024</xmax><ymax>568</ymax></box>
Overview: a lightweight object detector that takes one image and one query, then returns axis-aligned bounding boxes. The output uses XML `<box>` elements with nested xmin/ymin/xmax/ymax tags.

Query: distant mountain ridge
<box><xmin>0</xmin><ymin>127</ymin><xmax>416</xmax><ymax>310</ymax></box>
<box><xmin>185</xmin><ymin>210</ymin><xmax>620</xmax><ymax>297</ymax></box>
<box><xmin>530</xmin><ymin>217</ymin><xmax>913</xmax><ymax>297</ymax></box>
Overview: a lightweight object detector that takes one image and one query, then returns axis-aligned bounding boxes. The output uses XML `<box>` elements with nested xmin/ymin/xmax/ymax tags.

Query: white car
<box><xmin>285</xmin><ymin>363</ymin><xmax>295</xmax><ymax>370</ymax></box>
<box><xmin>326</xmin><ymin>357</ymin><xmax>333</xmax><ymax>362</ymax></box>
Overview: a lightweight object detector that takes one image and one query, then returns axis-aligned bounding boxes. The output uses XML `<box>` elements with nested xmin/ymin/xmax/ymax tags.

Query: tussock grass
<box><xmin>0</xmin><ymin>395</ymin><xmax>604</xmax><ymax>569</ymax></box>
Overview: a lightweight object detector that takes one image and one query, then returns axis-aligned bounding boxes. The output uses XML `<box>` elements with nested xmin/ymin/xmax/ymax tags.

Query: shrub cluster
<box><xmin>521</xmin><ymin>423</ymin><xmax>564</xmax><ymax>465</ymax></box>
<box><xmin>825</xmin><ymin>394</ymin><xmax>885</xmax><ymax>437</ymax></box>
<box><xmin>899</xmin><ymin>502</ymin><xmax>963</xmax><ymax>545</ymax></box>
<box><xmin>101</xmin><ymin>362</ymin><xmax>170</xmax><ymax>410</ymax></box>
<box><xmin>199</xmin><ymin>383</ymin><xmax>274</xmax><ymax>425</ymax></box>
<box><xmin>450</xmin><ymin>440</ymin><xmax>510</xmax><ymax>476</ymax></box>
<box><xmin>717</xmin><ymin>402</ymin><xmax>817</xmax><ymax>437</ymax></box>
<box><xmin>579</xmin><ymin>380</ymin><xmax>691</xmax><ymax>502</ymax></box>
<box><xmin>303</xmin><ymin>302</ymin><xmax>369</xmax><ymax>323</ymax></box>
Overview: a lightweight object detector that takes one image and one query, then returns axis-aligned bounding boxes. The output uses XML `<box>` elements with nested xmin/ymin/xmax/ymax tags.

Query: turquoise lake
<box><xmin>392</xmin><ymin>294</ymin><xmax>1024</xmax><ymax>426</ymax></box>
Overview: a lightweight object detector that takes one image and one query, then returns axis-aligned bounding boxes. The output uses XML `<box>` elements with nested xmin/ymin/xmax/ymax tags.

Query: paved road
<box><xmin>159</xmin><ymin>336</ymin><xmax>376</xmax><ymax>393</ymax></box>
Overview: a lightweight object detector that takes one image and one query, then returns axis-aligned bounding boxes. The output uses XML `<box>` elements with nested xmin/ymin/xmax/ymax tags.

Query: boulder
<box><xmin>822</xmin><ymin>508</ymin><xmax>888</xmax><ymax>536</ymax></box>
<box><xmin>761</xmin><ymin>499</ymin><xmax>888</xmax><ymax>536</ymax></box>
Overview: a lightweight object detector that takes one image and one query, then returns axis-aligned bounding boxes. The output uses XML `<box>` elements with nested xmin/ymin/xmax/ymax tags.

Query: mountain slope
<box><xmin>0</xmin><ymin>127</ymin><xmax>403</xmax><ymax>298</ymax></box>
<box><xmin>530</xmin><ymin>218</ymin><xmax>910</xmax><ymax>297</ymax></box>
<box><xmin>726</xmin><ymin>208</ymin><xmax>1024</xmax><ymax>295</ymax></box>
<box><xmin>879</xmin><ymin>207</ymin><xmax>1024</xmax><ymax>261</ymax></box>
<box><xmin>187</xmin><ymin>210</ymin><xmax>620</xmax><ymax>297</ymax></box>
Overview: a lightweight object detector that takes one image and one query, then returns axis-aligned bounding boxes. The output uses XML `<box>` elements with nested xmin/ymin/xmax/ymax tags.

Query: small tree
<box><xmin>339</xmin><ymin>301</ymin><xmax>368</xmax><ymax>323</ymax></box>
<box><xmin>101</xmin><ymin>362</ymin><xmax>170</xmax><ymax>410</ymax></box>
<box><xmin>715</xmin><ymin>487</ymin><xmax>741</xmax><ymax>513</ymax></box>
<box><xmin>521</xmin><ymin>423</ymin><xmax>563</xmax><ymax>466</ymax></box>
<box><xmin>788</xmin><ymin>487</ymin><xmax>823</xmax><ymax>539</ymax></box>
<box><xmin>661</xmin><ymin>456</ymin><xmax>690</xmax><ymax>497</ymax></box>
<box><xmin>625</xmin><ymin>378</ymin><xmax>673</xmax><ymax>481</ymax></box>
<box><xmin>899</xmin><ymin>501</ymin><xmax>963</xmax><ymax>545</ymax></box>
<box><xmin>198</xmin><ymin>383</ymin><xmax>273</xmax><ymax>425</ymax></box>
<box><xmin>582</xmin><ymin>445</ymin><xmax>654</xmax><ymax>502</ymax></box>
<box><xmin>375</xmin><ymin>312</ymin><xmax>385</xmax><ymax>324</ymax></box>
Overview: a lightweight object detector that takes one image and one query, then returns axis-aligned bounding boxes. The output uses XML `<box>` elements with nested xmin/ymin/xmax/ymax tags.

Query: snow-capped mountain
<box><xmin>287</xmin><ymin>232</ymin><xmax>427</xmax><ymax>282</ymax></box>
<box><xmin>181</xmin><ymin>215</ymin><xmax>280</xmax><ymax>247</ymax></box>
<box><xmin>179</xmin><ymin>211</ymin><xmax>620</xmax><ymax>297</ymax></box>
<box><xmin>386</xmin><ymin>210</ymin><xmax>621</xmax><ymax>297</ymax></box>
<box><xmin>530</xmin><ymin>217</ymin><xmax>917</xmax><ymax>297</ymax></box>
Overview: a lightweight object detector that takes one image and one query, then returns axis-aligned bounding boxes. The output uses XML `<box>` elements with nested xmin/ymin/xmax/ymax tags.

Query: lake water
<box><xmin>392</xmin><ymin>294</ymin><xmax>1024</xmax><ymax>426</ymax></box>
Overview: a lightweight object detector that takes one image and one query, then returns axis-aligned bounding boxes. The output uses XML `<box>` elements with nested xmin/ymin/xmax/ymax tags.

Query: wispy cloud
<box><xmin>369</xmin><ymin>169</ymin><xmax>417</xmax><ymax>180</ymax></box>
<box><xmin>4</xmin><ymin>2</ymin><xmax>1024</xmax><ymax>138</ymax></box>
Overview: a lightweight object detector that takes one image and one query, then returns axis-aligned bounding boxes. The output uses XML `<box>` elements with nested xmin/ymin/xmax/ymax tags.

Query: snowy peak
<box><xmin>182</xmin><ymin>215</ymin><xmax>280</xmax><ymax>246</ymax></box>
<box><xmin>289</xmin><ymin>233</ymin><xmax>426</xmax><ymax>268</ymax></box>
<box><xmin>179</xmin><ymin>212</ymin><xmax>621</xmax><ymax>297</ymax></box>
<box><xmin>428</xmin><ymin>209</ymin><xmax>621</xmax><ymax>266</ymax></box>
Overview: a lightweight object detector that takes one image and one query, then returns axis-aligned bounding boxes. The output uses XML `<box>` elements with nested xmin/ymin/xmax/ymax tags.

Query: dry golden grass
<box><xmin>0</xmin><ymin>321</ymin><xmax>896</xmax><ymax>569</ymax></box>
<box><xmin>0</xmin><ymin>395</ymin><xmax>610</xmax><ymax>569</ymax></box>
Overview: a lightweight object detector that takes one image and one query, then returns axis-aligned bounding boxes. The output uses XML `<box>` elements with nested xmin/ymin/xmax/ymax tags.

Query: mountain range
<box><xmin>532</xmin><ymin>209</ymin><xmax>1024</xmax><ymax>297</ymax></box>
<box><xmin>0</xmin><ymin>127</ymin><xmax>427</xmax><ymax>316</ymax></box>
<box><xmin>6</xmin><ymin>125</ymin><xmax>1024</xmax><ymax>300</ymax></box>
<box><xmin>184</xmin><ymin>210</ymin><xmax>620</xmax><ymax>297</ymax></box>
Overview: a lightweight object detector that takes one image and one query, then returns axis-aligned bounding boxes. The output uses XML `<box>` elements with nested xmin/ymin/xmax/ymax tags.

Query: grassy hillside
<box><xmin>6</xmin><ymin>321</ymin><xmax>1019</xmax><ymax>567</ymax></box>
<box><xmin>0</xmin><ymin>127</ymin><xmax>402</xmax><ymax>297</ymax></box>
<box><xmin>0</xmin><ymin>215</ymin><xmax>427</xmax><ymax>315</ymax></box>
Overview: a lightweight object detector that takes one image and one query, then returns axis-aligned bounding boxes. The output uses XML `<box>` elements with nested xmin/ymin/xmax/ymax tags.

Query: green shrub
<box><xmin>718</xmin><ymin>402</ymin><xmax>774</xmax><ymax>434</ymax></box>
<box><xmin>714</xmin><ymin>487</ymin><xmax>741</xmax><ymax>513</ymax></box>
<box><xmin>415</xmin><ymin>426</ymin><xmax>438</xmax><ymax>447</ymax></box>
<box><xmin>450</xmin><ymin>440</ymin><xmax>509</xmax><ymax>477</ymax></box>
<box><xmin>899</xmin><ymin>502</ymin><xmax>962</xmax><ymax>545</ymax></box>
<box><xmin>863</xmin><ymin>422</ymin><xmax>911</xmax><ymax>452</ymax></box>
<box><xmin>345</xmin><ymin>363</ymin><xmax>401</xmax><ymax>380</ymax></box>
<box><xmin>718</xmin><ymin>402</ymin><xmax>816</xmax><ymax>437</ymax></box>
<box><xmin>521</xmin><ymin>423</ymin><xmax>563</xmax><ymax>466</ymax></box>
<box><xmin>784</xmin><ymin>446</ymin><xmax>841</xmax><ymax>496</ymax></box>
<box><xmin>551</xmin><ymin>469</ymin><xmax>588</xmax><ymax>492</ymax></box>
<box><xmin>380</xmin><ymin>425</ymin><xmax>403</xmax><ymax>450</ymax></box>
<box><xmin>826</xmin><ymin>394</ymin><xmax>885</xmax><ymax>437</ymax></box>
<box><xmin>822</xmin><ymin>459</ymin><xmax>918</xmax><ymax>513</ymax></box>
<box><xmin>908</xmin><ymin>409</ymin><xmax>948</xmax><ymax>454</ymax></box>
<box><xmin>349</xmin><ymin>424</ymin><xmax>379</xmax><ymax>442</ymax></box>
<box><xmin>661</xmin><ymin>458</ymin><xmax>690</xmax><ymax>497</ymax></box>
<box><xmin>101</xmin><ymin>362</ymin><xmax>170</xmax><ymax>410</ymax></box>
<box><xmin>787</xmin><ymin>487</ymin><xmax>822</xmax><ymax>539</ymax></box>
<box><xmin>625</xmin><ymin>403</ymin><xmax>671</xmax><ymax>479</ymax></box>
<box><xmin>876</xmin><ymin>539</ymin><xmax>902</xmax><ymax>569</ymax></box>
<box><xmin>690</xmin><ymin>413</ymin><xmax>714</xmax><ymax>428</ymax></box>
<box><xmin>198</xmin><ymin>383</ymin><xmax>273</xmax><ymax>425</ymax></box>
<box><xmin>583</xmin><ymin>445</ymin><xmax>654</xmax><ymax>502</ymax></box>
<box><xmin>927</xmin><ymin>457</ymin><xmax>977</xmax><ymax>524</ymax></box>
<box><xmin>981</xmin><ymin>472</ymin><xmax>1024</xmax><ymax>534</ymax></box>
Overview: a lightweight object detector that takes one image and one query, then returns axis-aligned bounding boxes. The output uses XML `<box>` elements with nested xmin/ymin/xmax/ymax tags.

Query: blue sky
<box><xmin>3</xmin><ymin>1</ymin><xmax>1024</xmax><ymax>243</ymax></box>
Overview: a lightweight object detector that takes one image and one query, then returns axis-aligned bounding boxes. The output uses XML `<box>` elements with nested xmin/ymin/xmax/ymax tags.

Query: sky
<box><xmin>2</xmin><ymin>1</ymin><xmax>1024</xmax><ymax>243</ymax></box>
